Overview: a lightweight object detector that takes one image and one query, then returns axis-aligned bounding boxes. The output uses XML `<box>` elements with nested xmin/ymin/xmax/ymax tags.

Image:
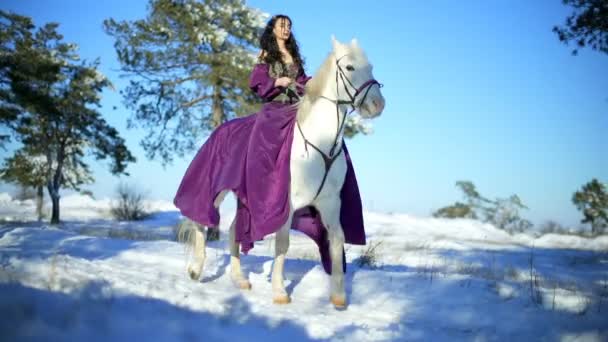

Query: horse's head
<box><xmin>331</xmin><ymin>36</ymin><xmax>385</xmax><ymax>118</ymax></box>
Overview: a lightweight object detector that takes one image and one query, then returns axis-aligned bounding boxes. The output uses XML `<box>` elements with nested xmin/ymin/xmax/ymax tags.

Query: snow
<box><xmin>188</xmin><ymin>1</ymin><xmax>268</xmax><ymax>45</ymax></box>
<box><xmin>0</xmin><ymin>192</ymin><xmax>11</xmax><ymax>203</ymax></box>
<box><xmin>0</xmin><ymin>192</ymin><xmax>606</xmax><ymax>341</ymax></box>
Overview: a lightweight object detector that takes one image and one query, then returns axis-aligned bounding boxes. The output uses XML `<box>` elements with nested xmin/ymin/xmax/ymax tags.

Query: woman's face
<box><xmin>272</xmin><ymin>17</ymin><xmax>291</xmax><ymax>42</ymax></box>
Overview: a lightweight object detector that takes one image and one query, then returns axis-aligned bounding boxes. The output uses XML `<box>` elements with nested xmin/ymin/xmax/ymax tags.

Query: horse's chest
<box><xmin>290</xmin><ymin>150</ymin><xmax>347</xmax><ymax>196</ymax></box>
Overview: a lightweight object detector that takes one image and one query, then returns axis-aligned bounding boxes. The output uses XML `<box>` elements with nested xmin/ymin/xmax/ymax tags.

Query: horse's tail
<box><xmin>176</xmin><ymin>218</ymin><xmax>205</xmax><ymax>256</ymax></box>
<box><xmin>177</xmin><ymin>218</ymin><xmax>209</xmax><ymax>280</ymax></box>
<box><xmin>176</xmin><ymin>189</ymin><xmax>228</xmax><ymax>250</ymax></box>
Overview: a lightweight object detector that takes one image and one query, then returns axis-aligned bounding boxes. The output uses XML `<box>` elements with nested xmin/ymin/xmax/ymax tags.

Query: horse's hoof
<box><xmin>273</xmin><ymin>294</ymin><xmax>291</xmax><ymax>304</ymax></box>
<box><xmin>236</xmin><ymin>280</ymin><xmax>252</xmax><ymax>290</ymax></box>
<box><xmin>231</xmin><ymin>274</ymin><xmax>252</xmax><ymax>290</ymax></box>
<box><xmin>188</xmin><ymin>266</ymin><xmax>201</xmax><ymax>281</ymax></box>
<box><xmin>330</xmin><ymin>295</ymin><xmax>346</xmax><ymax>309</ymax></box>
<box><xmin>189</xmin><ymin>270</ymin><xmax>199</xmax><ymax>280</ymax></box>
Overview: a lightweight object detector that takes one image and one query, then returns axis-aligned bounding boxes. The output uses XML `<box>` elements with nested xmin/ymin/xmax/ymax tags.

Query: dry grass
<box><xmin>354</xmin><ymin>240</ymin><xmax>383</xmax><ymax>268</ymax></box>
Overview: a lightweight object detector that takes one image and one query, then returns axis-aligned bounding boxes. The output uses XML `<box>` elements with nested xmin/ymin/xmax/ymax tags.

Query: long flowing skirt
<box><xmin>174</xmin><ymin>102</ymin><xmax>365</xmax><ymax>273</ymax></box>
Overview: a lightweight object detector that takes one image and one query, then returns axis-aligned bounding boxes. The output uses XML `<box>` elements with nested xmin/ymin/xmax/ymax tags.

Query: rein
<box><xmin>296</xmin><ymin>55</ymin><xmax>382</xmax><ymax>201</ymax></box>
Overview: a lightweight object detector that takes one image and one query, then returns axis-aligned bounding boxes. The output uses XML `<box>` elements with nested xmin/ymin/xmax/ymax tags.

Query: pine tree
<box><xmin>553</xmin><ymin>0</ymin><xmax>608</xmax><ymax>56</ymax></box>
<box><xmin>433</xmin><ymin>181</ymin><xmax>494</xmax><ymax>219</ymax></box>
<box><xmin>485</xmin><ymin>194</ymin><xmax>532</xmax><ymax>232</ymax></box>
<box><xmin>572</xmin><ymin>178</ymin><xmax>608</xmax><ymax>234</ymax></box>
<box><xmin>0</xmin><ymin>11</ymin><xmax>135</xmax><ymax>224</ymax></box>
<box><xmin>0</xmin><ymin>11</ymin><xmax>27</xmax><ymax>149</ymax></box>
<box><xmin>433</xmin><ymin>180</ymin><xmax>532</xmax><ymax>232</ymax></box>
<box><xmin>0</xmin><ymin>146</ymin><xmax>95</xmax><ymax>221</ymax></box>
<box><xmin>432</xmin><ymin>202</ymin><xmax>476</xmax><ymax>219</ymax></box>
<box><xmin>0</xmin><ymin>148</ymin><xmax>47</xmax><ymax>220</ymax></box>
<box><xmin>103</xmin><ymin>0</ymin><xmax>268</xmax><ymax>164</ymax></box>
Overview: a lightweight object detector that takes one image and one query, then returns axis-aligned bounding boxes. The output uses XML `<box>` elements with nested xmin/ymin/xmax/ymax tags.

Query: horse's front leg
<box><xmin>317</xmin><ymin>198</ymin><xmax>346</xmax><ymax>308</ymax></box>
<box><xmin>272</xmin><ymin>213</ymin><xmax>293</xmax><ymax>304</ymax></box>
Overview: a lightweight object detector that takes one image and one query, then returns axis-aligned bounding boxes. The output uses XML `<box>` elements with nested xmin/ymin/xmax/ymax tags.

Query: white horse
<box><xmin>179</xmin><ymin>37</ymin><xmax>385</xmax><ymax>308</ymax></box>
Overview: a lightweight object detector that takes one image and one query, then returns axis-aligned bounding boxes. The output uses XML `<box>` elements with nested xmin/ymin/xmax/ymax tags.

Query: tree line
<box><xmin>433</xmin><ymin>179</ymin><xmax>608</xmax><ymax>235</ymax></box>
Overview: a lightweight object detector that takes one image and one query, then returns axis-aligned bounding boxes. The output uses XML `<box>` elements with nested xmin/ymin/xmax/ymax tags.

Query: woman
<box><xmin>174</xmin><ymin>15</ymin><xmax>365</xmax><ymax>273</ymax></box>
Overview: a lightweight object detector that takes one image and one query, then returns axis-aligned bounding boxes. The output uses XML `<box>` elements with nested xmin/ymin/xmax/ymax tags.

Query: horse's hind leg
<box><xmin>229</xmin><ymin>209</ymin><xmax>251</xmax><ymax>290</ymax></box>
<box><xmin>272</xmin><ymin>210</ymin><xmax>293</xmax><ymax>304</ymax></box>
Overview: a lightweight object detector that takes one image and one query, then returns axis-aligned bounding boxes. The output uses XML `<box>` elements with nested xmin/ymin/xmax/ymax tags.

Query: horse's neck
<box><xmin>299</xmin><ymin>98</ymin><xmax>347</xmax><ymax>153</ymax></box>
<box><xmin>297</xmin><ymin>57</ymin><xmax>351</xmax><ymax>153</ymax></box>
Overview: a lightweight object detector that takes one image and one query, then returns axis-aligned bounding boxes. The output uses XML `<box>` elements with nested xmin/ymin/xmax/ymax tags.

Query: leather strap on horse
<box><xmin>295</xmin><ymin>54</ymin><xmax>382</xmax><ymax>201</ymax></box>
<box><xmin>297</xmin><ymin>120</ymin><xmax>344</xmax><ymax>200</ymax></box>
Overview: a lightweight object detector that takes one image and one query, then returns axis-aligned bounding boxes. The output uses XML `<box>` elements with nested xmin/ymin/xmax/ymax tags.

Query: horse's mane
<box><xmin>297</xmin><ymin>51</ymin><xmax>336</xmax><ymax>122</ymax></box>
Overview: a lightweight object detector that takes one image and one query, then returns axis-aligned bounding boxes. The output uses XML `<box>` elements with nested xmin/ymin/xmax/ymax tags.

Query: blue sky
<box><xmin>1</xmin><ymin>0</ymin><xmax>606</xmax><ymax>227</ymax></box>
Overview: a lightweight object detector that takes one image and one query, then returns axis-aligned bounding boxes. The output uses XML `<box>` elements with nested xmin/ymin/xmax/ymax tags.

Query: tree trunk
<box><xmin>208</xmin><ymin>83</ymin><xmax>223</xmax><ymax>242</ymax></box>
<box><xmin>210</xmin><ymin>83</ymin><xmax>225</xmax><ymax>129</ymax></box>
<box><xmin>47</xmin><ymin>142</ymin><xmax>66</xmax><ymax>225</ymax></box>
<box><xmin>591</xmin><ymin>220</ymin><xmax>598</xmax><ymax>235</ymax></box>
<box><xmin>207</xmin><ymin>228</ymin><xmax>219</xmax><ymax>241</ymax></box>
<box><xmin>48</xmin><ymin>185</ymin><xmax>60</xmax><ymax>225</ymax></box>
<box><xmin>36</xmin><ymin>185</ymin><xmax>44</xmax><ymax>221</ymax></box>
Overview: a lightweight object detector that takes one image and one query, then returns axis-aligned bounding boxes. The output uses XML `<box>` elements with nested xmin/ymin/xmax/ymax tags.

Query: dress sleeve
<box><xmin>295</xmin><ymin>67</ymin><xmax>312</xmax><ymax>96</ymax></box>
<box><xmin>249</xmin><ymin>63</ymin><xmax>282</xmax><ymax>100</ymax></box>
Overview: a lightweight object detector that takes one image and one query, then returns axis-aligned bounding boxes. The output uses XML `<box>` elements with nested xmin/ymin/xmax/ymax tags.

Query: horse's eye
<box><xmin>346</xmin><ymin>65</ymin><xmax>355</xmax><ymax>71</ymax></box>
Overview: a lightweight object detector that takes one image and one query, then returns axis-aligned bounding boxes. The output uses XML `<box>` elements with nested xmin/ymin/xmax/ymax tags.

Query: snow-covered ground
<box><xmin>1</xmin><ymin>193</ymin><xmax>607</xmax><ymax>341</ymax></box>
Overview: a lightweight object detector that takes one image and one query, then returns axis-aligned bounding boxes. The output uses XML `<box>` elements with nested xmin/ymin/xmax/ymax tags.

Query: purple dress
<box><xmin>174</xmin><ymin>62</ymin><xmax>366</xmax><ymax>274</ymax></box>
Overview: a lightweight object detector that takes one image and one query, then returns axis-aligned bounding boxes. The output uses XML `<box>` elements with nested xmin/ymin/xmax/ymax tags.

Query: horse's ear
<box><xmin>350</xmin><ymin>38</ymin><xmax>359</xmax><ymax>47</ymax></box>
<box><xmin>331</xmin><ymin>34</ymin><xmax>340</xmax><ymax>51</ymax></box>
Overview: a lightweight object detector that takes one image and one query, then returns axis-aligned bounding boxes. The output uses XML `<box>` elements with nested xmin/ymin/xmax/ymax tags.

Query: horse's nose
<box><xmin>372</xmin><ymin>99</ymin><xmax>385</xmax><ymax>112</ymax></box>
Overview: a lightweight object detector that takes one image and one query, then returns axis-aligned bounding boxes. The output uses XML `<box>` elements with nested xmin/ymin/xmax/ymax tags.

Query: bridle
<box><xmin>296</xmin><ymin>54</ymin><xmax>383</xmax><ymax>200</ymax></box>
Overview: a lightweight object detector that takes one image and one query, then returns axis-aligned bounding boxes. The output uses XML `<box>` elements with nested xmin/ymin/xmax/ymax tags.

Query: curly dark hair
<box><xmin>259</xmin><ymin>15</ymin><xmax>305</xmax><ymax>72</ymax></box>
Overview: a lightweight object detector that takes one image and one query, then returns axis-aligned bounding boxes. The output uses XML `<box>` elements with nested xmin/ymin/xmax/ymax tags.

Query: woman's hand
<box><xmin>274</xmin><ymin>77</ymin><xmax>292</xmax><ymax>88</ymax></box>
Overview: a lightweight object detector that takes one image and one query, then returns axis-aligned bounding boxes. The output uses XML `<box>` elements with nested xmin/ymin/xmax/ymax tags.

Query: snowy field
<box><xmin>1</xmin><ymin>193</ymin><xmax>607</xmax><ymax>341</ymax></box>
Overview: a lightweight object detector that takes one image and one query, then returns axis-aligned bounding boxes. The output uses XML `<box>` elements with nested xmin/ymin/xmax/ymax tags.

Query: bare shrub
<box><xmin>529</xmin><ymin>247</ymin><xmax>543</xmax><ymax>305</ymax></box>
<box><xmin>110</xmin><ymin>182</ymin><xmax>148</xmax><ymax>221</ymax></box>
<box><xmin>355</xmin><ymin>241</ymin><xmax>382</xmax><ymax>268</ymax></box>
